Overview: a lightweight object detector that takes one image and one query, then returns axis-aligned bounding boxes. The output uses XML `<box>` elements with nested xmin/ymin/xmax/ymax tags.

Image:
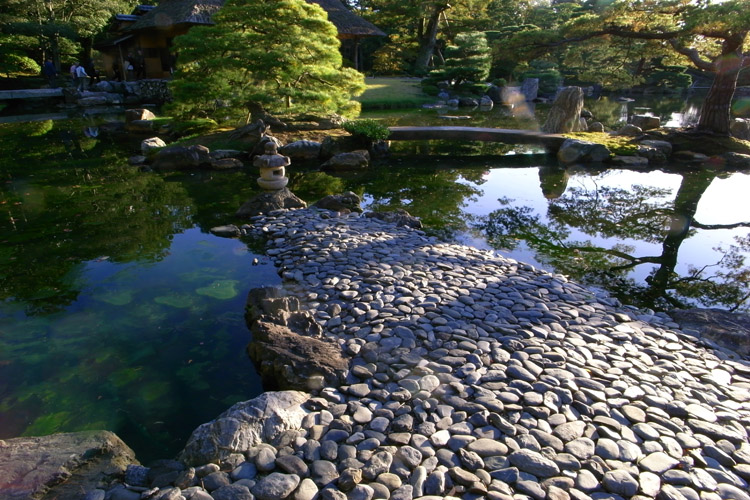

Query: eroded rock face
<box><xmin>0</xmin><ymin>430</ymin><xmax>136</xmax><ymax>500</ymax></box>
<box><xmin>542</xmin><ymin>86</ymin><xmax>585</xmax><ymax>133</ymax></box>
<box><xmin>245</xmin><ymin>287</ymin><xmax>348</xmax><ymax>391</ymax></box>
<box><xmin>177</xmin><ymin>391</ymin><xmax>310</xmax><ymax>467</ymax></box>
<box><xmin>248</xmin><ymin>320</ymin><xmax>349</xmax><ymax>391</ymax></box>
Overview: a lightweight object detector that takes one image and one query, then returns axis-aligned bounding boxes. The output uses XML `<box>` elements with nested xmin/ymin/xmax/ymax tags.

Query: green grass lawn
<box><xmin>356</xmin><ymin>77</ymin><xmax>434</xmax><ymax>110</ymax></box>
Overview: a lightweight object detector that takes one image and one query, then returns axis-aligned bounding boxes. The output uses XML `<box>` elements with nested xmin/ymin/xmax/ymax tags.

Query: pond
<box><xmin>1</xmin><ymin>99</ymin><xmax>749</xmax><ymax>462</ymax></box>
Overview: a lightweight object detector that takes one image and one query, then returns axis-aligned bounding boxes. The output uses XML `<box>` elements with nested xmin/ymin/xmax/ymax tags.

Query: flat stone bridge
<box><xmin>388</xmin><ymin>126</ymin><xmax>567</xmax><ymax>151</ymax></box>
<box><xmin>0</xmin><ymin>89</ymin><xmax>64</xmax><ymax>100</ymax></box>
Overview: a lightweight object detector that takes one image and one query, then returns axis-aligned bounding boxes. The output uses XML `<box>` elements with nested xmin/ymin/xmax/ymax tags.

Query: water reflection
<box><xmin>475</xmin><ymin>167</ymin><xmax>750</xmax><ymax>312</ymax></box>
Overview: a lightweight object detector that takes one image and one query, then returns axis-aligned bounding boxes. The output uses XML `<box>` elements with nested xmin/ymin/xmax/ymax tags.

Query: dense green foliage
<box><xmin>436</xmin><ymin>31</ymin><xmax>491</xmax><ymax>89</ymax></box>
<box><xmin>167</xmin><ymin>0</ymin><xmax>365</xmax><ymax>123</ymax></box>
<box><xmin>0</xmin><ymin>0</ymin><xmax>138</xmax><ymax>70</ymax></box>
<box><xmin>343</xmin><ymin>119</ymin><xmax>391</xmax><ymax>141</ymax></box>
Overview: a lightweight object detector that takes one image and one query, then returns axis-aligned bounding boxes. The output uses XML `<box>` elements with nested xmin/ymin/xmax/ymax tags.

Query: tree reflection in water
<box><xmin>479</xmin><ymin>167</ymin><xmax>750</xmax><ymax>312</ymax></box>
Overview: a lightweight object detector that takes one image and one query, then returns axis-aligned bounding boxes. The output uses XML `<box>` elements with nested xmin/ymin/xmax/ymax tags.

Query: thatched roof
<box><xmin>128</xmin><ymin>0</ymin><xmax>224</xmax><ymax>31</ymax></box>
<box><xmin>127</xmin><ymin>0</ymin><xmax>385</xmax><ymax>38</ymax></box>
<box><xmin>307</xmin><ymin>0</ymin><xmax>385</xmax><ymax>38</ymax></box>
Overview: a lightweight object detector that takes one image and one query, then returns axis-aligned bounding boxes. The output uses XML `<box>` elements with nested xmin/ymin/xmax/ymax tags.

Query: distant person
<box><xmin>125</xmin><ymin>55</ymin><xmax>135</xmax><ymax>80</ymax></box>
<box><xmin>70</xmin><ymin>62</ymin><xmax>79</xmax><ymax>88</ymax></box>
<box><xmin>42</xmin><ymin>59</ymin><xmax>57</xmax><ymax>88</ymax></box>
<box><xmin>112</xmin><ymin>63</ymin><xmax>122</xmax><ymax>82</ymax></box>
<box><xmin>75</xmin><ymin>63</ymin><xmax>89</xmax><ymax>92</ymax></box>
<box><xmin>84</xmin><ymin>60</ymin><xmax>100</xmax><ymax>85</ymax></box>
<box><xmin>134</xmin><ymin>49</ymin><xmax>145</xmax><ymax>79</ymax></box>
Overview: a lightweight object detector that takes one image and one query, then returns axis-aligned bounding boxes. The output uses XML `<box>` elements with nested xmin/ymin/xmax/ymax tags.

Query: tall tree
<box><xmin>519</xmin><ymin>0</ymin><xmax>750</xmax><ymax>135</ymax></box>
<box><xmin>168</xmin><ymin>0</ymin><xmax>365</xmax><ymax>123</ymax></box>
<box><xmin>0</xmin><ymin>0</ymin><xmax>136</xmax><ymax>69</ymax></box>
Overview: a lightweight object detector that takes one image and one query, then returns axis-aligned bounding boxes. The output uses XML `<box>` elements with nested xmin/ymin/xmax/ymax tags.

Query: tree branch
<box><xmin>692</xmin><ymin>220</ymin><xmax>750</xmax><ymax>230</ymax></box>
<box><xmin>669</xmin><ymin>39</ymin><xmax>715</xmax><ymax>71</ymax></box>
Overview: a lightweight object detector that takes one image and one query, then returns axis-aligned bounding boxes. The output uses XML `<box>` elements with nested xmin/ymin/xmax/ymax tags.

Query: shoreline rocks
<box><xmin>0</xmin><ymin>431</ymin><xmax>136</xmax><ymax>500</ymax></box>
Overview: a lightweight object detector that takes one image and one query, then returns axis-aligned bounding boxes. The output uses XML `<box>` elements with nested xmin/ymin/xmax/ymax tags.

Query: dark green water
<box><xmin>1</xmin><ymin>104</ymin><xmax>749</xmax><ymax>462</ymax></box>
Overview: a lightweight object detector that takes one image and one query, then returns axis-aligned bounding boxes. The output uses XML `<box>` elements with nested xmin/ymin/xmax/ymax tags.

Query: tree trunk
<box><xmin>648</xmin><ymin>171</ymin><xmax>716</xmax><ymax>303</ymax></box>
<box><xmin>696</xmin><ymin>51</ymin><xmax>741</xmax><ymax>135</ymax></box>
<box><xmin>413</xmin><ymin>4</ymin><xmax>449</xmax><ymax>74</ymax></box>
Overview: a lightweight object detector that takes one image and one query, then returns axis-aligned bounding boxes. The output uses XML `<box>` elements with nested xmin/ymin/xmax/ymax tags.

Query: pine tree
<box><xmin>442</xmin><ymin>32</ymin><xmax>491</xmax><ymax>88</ymax></box>
<box><xmin>168</xmin><ymin>0</ymin><xmax>366</xmax><ymax>123</ymax></box>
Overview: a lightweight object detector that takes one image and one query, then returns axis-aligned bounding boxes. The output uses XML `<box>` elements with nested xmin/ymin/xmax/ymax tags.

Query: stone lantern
<box><xmin>254</xmin><ymin>142</ymin><xmax>290</xmax><ymax>190</ymax></box>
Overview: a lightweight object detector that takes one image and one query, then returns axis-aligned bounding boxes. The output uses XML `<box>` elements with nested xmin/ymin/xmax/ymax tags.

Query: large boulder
<box><xmin>631</xmin><ymin>114</ymin><xmax>661</xmax><ymax>131</ymax></box>
<box><xmin>141</xmin><ymin>137</ymin><xmax>167</xmax><ymax>155</ymax></box>
<box><xmin>721</xmin><ymin>152</ymin><xmax>750</xmax><ymax>169</ymax></box>
<box><xmin>485</xmin><ymin>85</ymin><xmax>503</xmax><ymax>104</ymax></box>
<box><xmin>637</xmin><ymin>139</ymin><xmax>672</xmax><ymax>163</ymax></box>
<box><xmin>247</xmin><ymin>320</ymin><xmax>349</xmax><ymax>391</ymax></box>
<box><xmin>279</xmin><ymin>140</ymin><xmax>322</xmax><ymax>161</ymax></box>
<box><xmin>520</xmin><ymin>78</ymin><xmax>539</xmax><ymax>101</ymax></box>
<box><xmin>177</xmin><ymin>391</ymin><xmax>311</xmax><ymax>467</ymax></box>
<box><xmin>617</xmin><ymin>124</ymin><xmax>643</xmax><ymax>137</ymax></box>
<box><xmin>312</xmin><ymin>192</ymin><xmax>362</xmax><ymax>213</ymax></box>
<box><xmin>0</xmin><ymin>431</ymin><xmax>136</xmax><ymax>500</ymax></box>
<box><xmin>542</xmin><ymin>86</ymin><xmax>585</xmax><ymax>133</ymax></box>
<box><xmin>125</xmin><ymin>108</ymin><xmax>156</xmax><ymax>123</ymax></box>
<box><xmin>151</xmin><ymin>145</ymin><xmax>211</xmax><ymax>170</ymax></box>
<box><xmin>245</xmin><ymin>286</ymin><xmax>348</xmax><ymax>391</ymax></box>
<box><xmin>364</xmin><ymin>209</ymin><xmax>423</xmax><ymax>229</ymax></box>
<box><xmin>730</xmin><ymin>118</ymin><xmax>750</xmax><ymax>140</ymax></box>
<box><xmin>126</xmin><ymin>119</ymin><xmax>155</xmax><ymax>133</ymax></box>
<box><xmin>320</xmin><ymin>136</ymin><xmax>368</xmax><ymax>159</ymax></box>
<box><xmin>321</xmin><ymin>151</ymin><xmax>369</xmax><ymax>171</ymax></box>
<box><xmin>235</xmin><ymin>187</ymin><xmax>307</xmax><ymax>217</ymax></box>
<box><xmin>557</xmin><ymin>138</ymin><xmax>611</xmax><ymax>165</ymax></box>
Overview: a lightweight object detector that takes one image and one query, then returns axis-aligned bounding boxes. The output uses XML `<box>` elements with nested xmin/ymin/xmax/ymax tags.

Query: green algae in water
<box><xmin>96</xmin><ymin>289</ymin><xmax>135</xmax><ymax>306</ymax></box>
<box><xmin>110</xmin><ymin>367</ymin><xmax>145</xmax><ymax>388</ymax></box>
<box><xmin>196</xmin><ymin>280</ymin><xmax>240</xmax><ymax>300</ymax></box>
<box><xmin>24</xmin><ymin>411</ymin><xmax>72</xmax><ymax>435</ymax></box>
<box><xmin>154</xmin><ymin>293</ymin><xmax>195</xmax><ymax>309</ymax></box>
<box><xmin>139</xmin><ymin>381</ymin><xmax>170</xmax><ymax>402</ymax></box>
<box><xmin>178</xmin><ymin>269</ymin><xmax>220</xmax><ymax>283</ymax></box>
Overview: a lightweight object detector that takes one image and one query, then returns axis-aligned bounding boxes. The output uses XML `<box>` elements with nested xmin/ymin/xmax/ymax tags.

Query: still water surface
<box><xmin>1</xmin><ymin>102</ymin><xmax>748</xmax><ymax>461</ymax></box>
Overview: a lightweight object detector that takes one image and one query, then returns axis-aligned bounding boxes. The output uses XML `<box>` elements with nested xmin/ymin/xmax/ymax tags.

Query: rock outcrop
<box><xmin>245</xmin><ymin>287</ymin><xmax>349</xmax><ymax>391</ymax></box>
<box><xmin>177</xmin><ymin>391</ymin><xmax>310</xmax><ymax>467</ymax></box>
<box><xmin>541</xmin><ymin>86</ymin><xmax>585</xmax><ymax>133</ymax></box>
<box><xmin>0</xmin><ymin>431</ymin><xmax>136</xmax><ymax>500</ymax></box>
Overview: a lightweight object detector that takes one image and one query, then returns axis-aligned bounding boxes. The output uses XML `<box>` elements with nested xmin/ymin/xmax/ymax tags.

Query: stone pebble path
<box><xmin>107</xmin><ymin>208</ymin><xmax>750</xmax><ymax>500</ymax></box>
